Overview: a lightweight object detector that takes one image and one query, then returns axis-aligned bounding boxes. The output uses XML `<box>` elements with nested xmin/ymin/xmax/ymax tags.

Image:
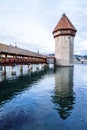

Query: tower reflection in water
<box><xmin>52</xmin><ymin>67</ymin><xmax>75</xmax><ymax>120</ymax></box>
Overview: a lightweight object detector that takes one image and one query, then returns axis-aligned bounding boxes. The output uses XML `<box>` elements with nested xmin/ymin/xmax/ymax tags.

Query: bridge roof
<box><xmin>0</xmin><ymin>43</ymin><xmax>46</xmax><ymax>58</ymax></box>
<box><xmin>53</xmin><ymin>13</ymin><xmax>77</xmax><ymax>33</ymax></box>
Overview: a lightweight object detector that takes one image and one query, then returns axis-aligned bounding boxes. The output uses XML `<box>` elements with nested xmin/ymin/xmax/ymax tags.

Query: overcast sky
<box><xmin>0</xmin><ymin>0</ymin><xmax>87</xmax><ymax>55</ymax></box>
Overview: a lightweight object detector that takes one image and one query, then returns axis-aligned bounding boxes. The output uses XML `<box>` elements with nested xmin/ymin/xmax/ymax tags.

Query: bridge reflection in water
<box><xmin>52</xmin><ymin>67</ymin><xmax>75</xmax><ymax>120</ymax></box>
<box><xmin>0</xmin><ymin>69</ymin><xmax>47</xmax><ymax>105</ymax></box>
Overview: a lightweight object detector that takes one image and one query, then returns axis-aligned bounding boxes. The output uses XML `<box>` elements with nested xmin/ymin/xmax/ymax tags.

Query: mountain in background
<box><xmin>47</xmin><ymin>54</ymin><xmax>87</xmax><ymax>63</ymax></box>
<box><xmin>74</xmin><ymin>54</ymin><xmax>87</xmax><ymax>60</ymax></box>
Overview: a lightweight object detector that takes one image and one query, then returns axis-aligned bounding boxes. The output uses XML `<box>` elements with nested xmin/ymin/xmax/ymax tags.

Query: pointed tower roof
<box><xmin>53</xmin><ymin>13</ymin><xmax>77</xmax><ymax>33</ymax></box>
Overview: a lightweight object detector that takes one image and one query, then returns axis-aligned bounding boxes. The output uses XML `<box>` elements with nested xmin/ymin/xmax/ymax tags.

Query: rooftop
<box><xmin>53</xmin><ymin>13</ymin><xmax>77</xmax><ymax>33</ymax></box>
<box><xmin>0</xmin><ymin>43</ymin><xmax>46</xmax><ymax>58</ymax></box>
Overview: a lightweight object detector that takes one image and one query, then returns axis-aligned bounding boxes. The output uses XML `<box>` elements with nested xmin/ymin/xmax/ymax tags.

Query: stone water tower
<box><xmin>53</xmin><ymin>13</ymin><xmax>77</xmax><ymax>66</ymax></box>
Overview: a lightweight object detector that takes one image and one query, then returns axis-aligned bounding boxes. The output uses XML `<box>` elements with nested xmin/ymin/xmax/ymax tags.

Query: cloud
<box><xmin>0</xmin><ymin>4</ymin><xmax>8</xmax><ymax>14</ymax></box>
<box><xmin>0</xmin><ymin>0</ymin><xmax>87</xmax><ymax>55</ymax></box>
<box><xmin>74</xmin><ymin>38</ymin><xmax>87</xmax><ymax>55</ymax></box>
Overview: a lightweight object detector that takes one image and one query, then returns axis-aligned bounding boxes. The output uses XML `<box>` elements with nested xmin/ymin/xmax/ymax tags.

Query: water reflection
<box><xmin>0</xmin><ymin>70</ymin><xmax>47</xmax><ymax>105</ymax></box>
<box><xmin>52</xmin><ymin>67</ymin><xmax>75</xmax><ymax>120</ymax></box>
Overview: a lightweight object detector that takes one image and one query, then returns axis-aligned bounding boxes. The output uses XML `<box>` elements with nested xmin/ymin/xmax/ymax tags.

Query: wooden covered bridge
<box><xmin>0</xmin><ymin>43</ymin><xmax>55</xmax><ymax>66</ymax></box>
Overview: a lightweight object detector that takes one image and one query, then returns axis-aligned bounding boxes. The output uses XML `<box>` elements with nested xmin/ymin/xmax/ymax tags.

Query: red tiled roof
<box><xmin>53</xmin><ymin>13</ymin><xmax>77</xmax><ymax>33</ymax></box>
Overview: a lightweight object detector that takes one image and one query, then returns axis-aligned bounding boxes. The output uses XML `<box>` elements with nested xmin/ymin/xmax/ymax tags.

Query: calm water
<box><xmin>0</xmin><ymin>64</ymin><xmax>87</xmax><ymax>130</ymax></box>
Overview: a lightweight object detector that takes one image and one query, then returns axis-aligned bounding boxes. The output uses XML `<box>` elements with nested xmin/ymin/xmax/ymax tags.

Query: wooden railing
<box><xmin>0</xmin><ymin>57</ymin><xmax>47</xmax><ymax>65</ymax></box>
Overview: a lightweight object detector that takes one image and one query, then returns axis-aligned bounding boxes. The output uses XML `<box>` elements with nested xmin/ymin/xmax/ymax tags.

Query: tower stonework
<box><xmin>53</xmin><ymin>14</ymin><xmax>77</xmax><ymax>66</ymax></box>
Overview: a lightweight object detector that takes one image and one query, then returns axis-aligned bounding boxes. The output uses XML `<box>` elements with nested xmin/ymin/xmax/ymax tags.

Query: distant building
<box><xmin>53</xmin><ymin>13</ymin><xmax>77</xmax><ymax>66</ymax></box>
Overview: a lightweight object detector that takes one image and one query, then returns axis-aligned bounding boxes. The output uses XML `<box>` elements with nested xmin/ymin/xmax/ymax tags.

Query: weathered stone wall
<box><xmin>55</xmin><ymin>34</ymin><xmax>74</xmax><ymax>66</ymax></box>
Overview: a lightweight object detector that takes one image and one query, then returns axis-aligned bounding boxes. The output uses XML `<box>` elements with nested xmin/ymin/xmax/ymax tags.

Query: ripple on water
<box><xmin>0</xmin><ymin>65</ymin><xmax>87</xmax><ymax>130</ymax></box>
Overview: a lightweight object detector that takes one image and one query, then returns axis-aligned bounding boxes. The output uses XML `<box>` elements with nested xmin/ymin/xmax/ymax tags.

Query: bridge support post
<box><xmin>36</xmin><ymin>64</ymin><xmax>39</xmax><ymax>70</ymax></box>
<box><xmin>2</xmin><ymin>66</ymin><xmax>6</xmax><ymax>75</ymax></box>
<box><xmin>11</xmin><ymin>66</ymin><xmax>16</xmax><ymax>75</ymax></box>
<box><xmin>42</xmin><ymin>64</ymin><xmax>48</xmax><ymax>70</ymax></box>
<box><xmin>28</xmin><ymin>65</ymin><xmax>29</xmax><ymax>72</ymax></box>
<box><xmin>45</xmin><ymin>64</ymin><xmax>49</xmax><ymax>68</ymax></box>
<box><xmin>20</xmin><ymin>65</ymin><xmax>23</xmax><ymax>74</ymax></box>
<box><xmin>28</xmin><ymin>64</ymin><xmax>32</xmax><ymax>71</ymax></box>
